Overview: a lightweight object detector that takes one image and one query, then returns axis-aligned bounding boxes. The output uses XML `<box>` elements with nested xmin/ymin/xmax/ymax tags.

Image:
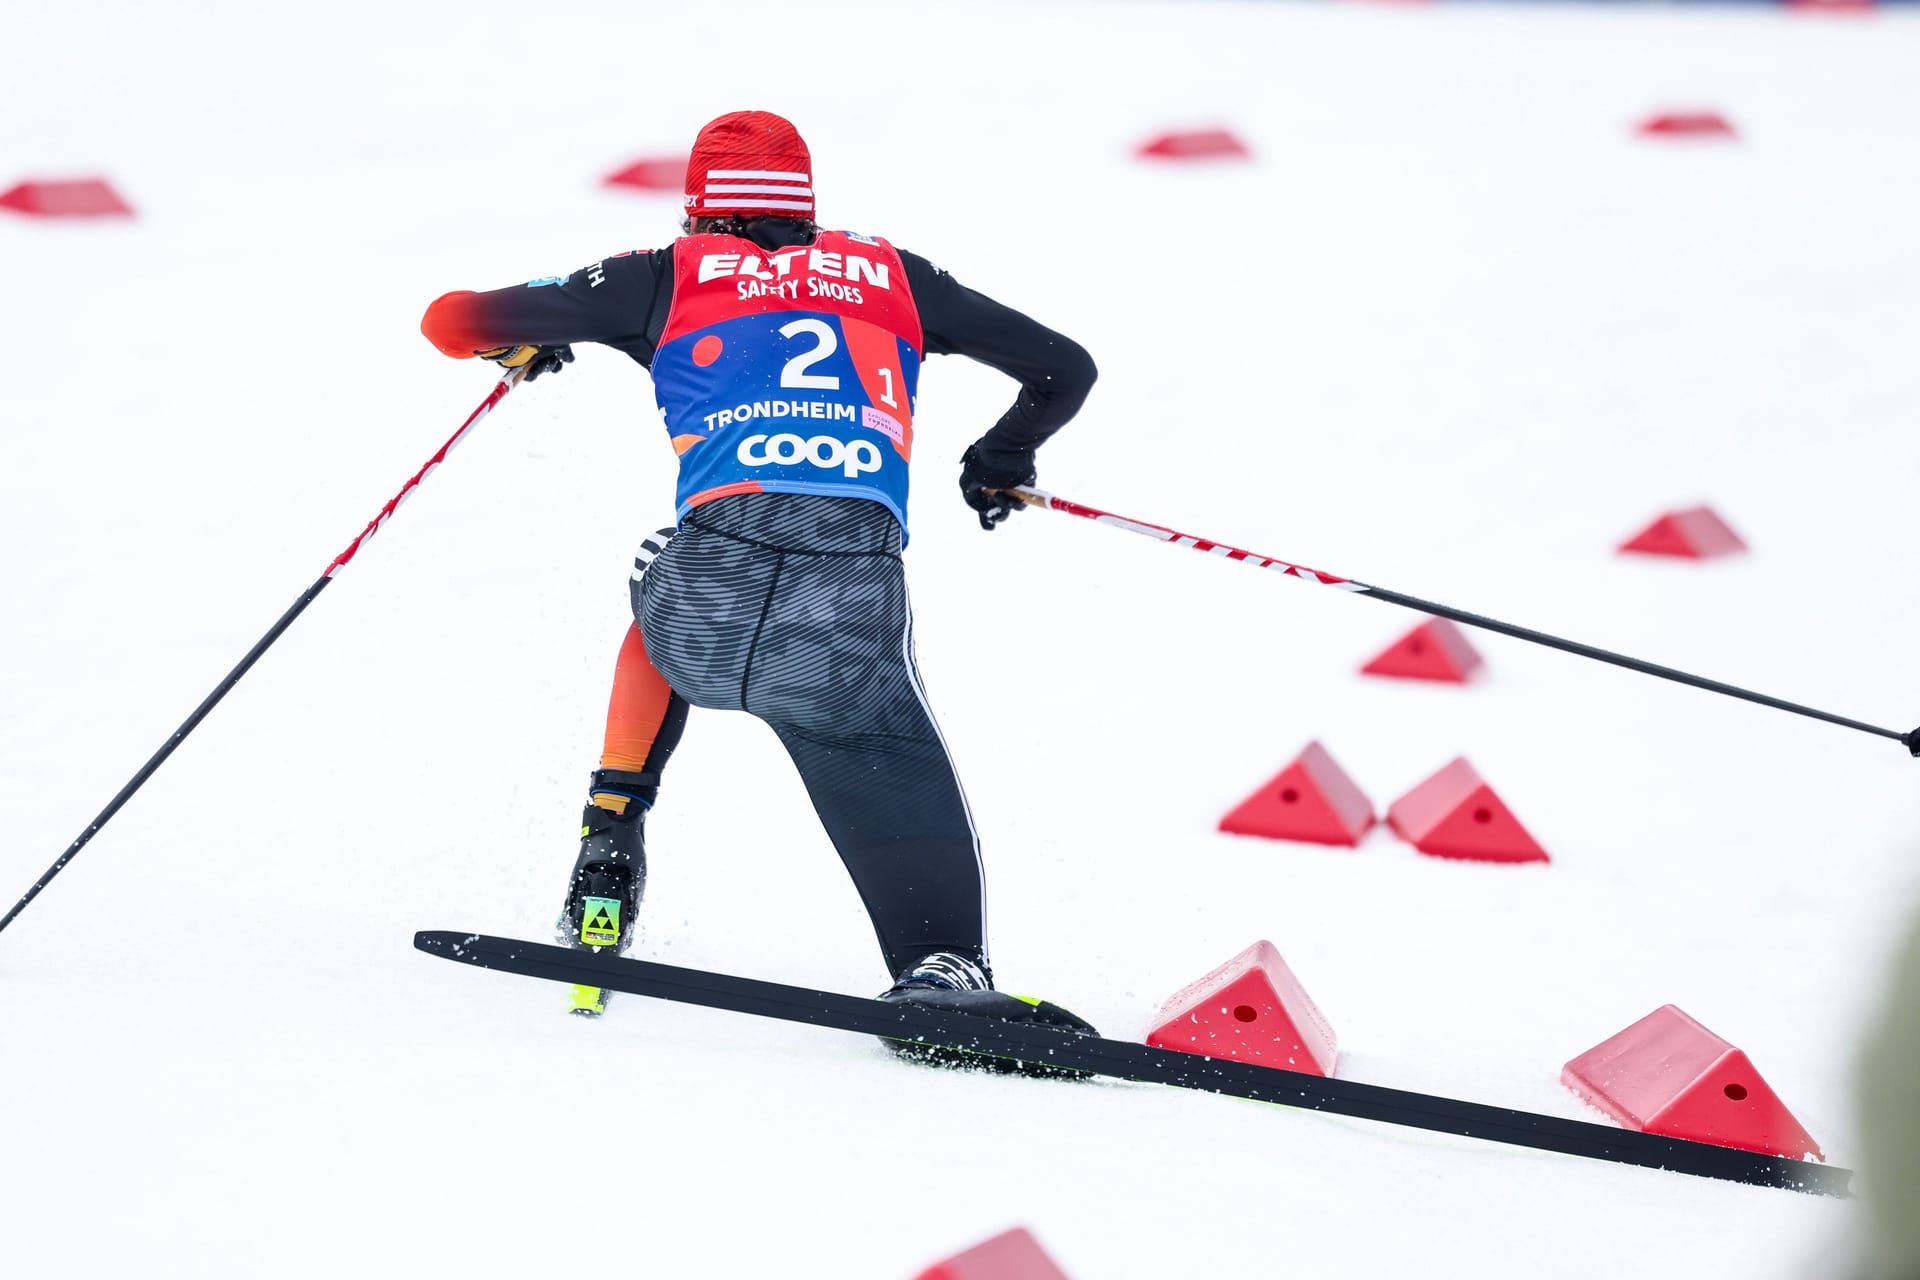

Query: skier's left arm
<box><xmin>901</xmin><ymin>250</ymin><xmax>1097</xmax><ymax>528</ymax></box>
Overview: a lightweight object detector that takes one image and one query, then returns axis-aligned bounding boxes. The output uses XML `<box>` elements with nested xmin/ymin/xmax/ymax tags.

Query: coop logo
<box><xmin>737</xmin><ymin>433</ymin><xmax>882</xmax><ymax>479</ymax></box>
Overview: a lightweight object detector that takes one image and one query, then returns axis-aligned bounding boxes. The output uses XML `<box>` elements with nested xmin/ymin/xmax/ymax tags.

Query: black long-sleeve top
<box><xmin>421</xmin><ymin>224</ymin><xmax>1095</xmax><ymax>470</ymax></box>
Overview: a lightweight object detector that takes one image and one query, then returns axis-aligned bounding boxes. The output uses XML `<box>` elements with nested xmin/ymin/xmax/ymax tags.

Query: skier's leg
<box><xmin>560</xmin><ymin>622</ymin><xmax>689</xmax><ymax>940</ymax></box>
<box><xmin>596</xmin><ymin>619</ymin><xmax>690</xmax><ymax>807</ymax></box>
<box><xmin>631</xmin><ymin>517</ymin><xmax>778</xmax><ymax>713</ymax></box>
<box><xmin>626</xmin><ymin>493</ymin><xmax>1095</xmax><ymax>1054</ymax></box>
<box><xmin>741</xmin><ymin>550</ymin><xmax>990</xmax><ymax>983</ymax></box>
<box><xmin>746</xmin><ymin>553</ymin><xmax>1100</xmax><ymax>1062</ymax></box>
<box><xmin>560</xmin><ymin>530</ymin><xmax>690</xmax><ymax>1016</ymax></box>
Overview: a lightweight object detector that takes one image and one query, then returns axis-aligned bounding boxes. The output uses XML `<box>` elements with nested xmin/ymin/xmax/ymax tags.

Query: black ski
<box><xmin>414</xmin><ymin>930</ymin><xmax>1849</xmax><ymax>1198</ymax></box>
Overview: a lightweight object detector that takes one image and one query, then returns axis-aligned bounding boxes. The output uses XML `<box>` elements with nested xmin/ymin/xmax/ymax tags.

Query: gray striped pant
<box><xmin>630</xmin><ymin>493</ymin><xmax>988</xmax><ymax>981</ymax></box>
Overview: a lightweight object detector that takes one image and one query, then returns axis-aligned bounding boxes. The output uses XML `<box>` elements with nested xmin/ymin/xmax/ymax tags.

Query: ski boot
<box><xmin>556</xmin><ymin>769</ymin><xmax>650</xmax><ymax>1016</ymax></box>
<box><xmin>877</xmin><ymin>952</ymin><xmax>1098</xmax><ymax>1077</ymax></box>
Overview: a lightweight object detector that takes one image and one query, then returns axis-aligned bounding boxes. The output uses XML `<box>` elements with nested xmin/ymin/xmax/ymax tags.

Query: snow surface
<box><xmin>5</xmin><ymin>1</ymin><xmax>1920</xmax><ymax>1275</ymax></box>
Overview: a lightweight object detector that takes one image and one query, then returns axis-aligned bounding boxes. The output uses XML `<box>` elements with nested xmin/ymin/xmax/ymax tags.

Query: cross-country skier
<box><xmin>420</xmin><ymin>111</ymin><xmax>1098</xmax><ymax>1056</ymax></box>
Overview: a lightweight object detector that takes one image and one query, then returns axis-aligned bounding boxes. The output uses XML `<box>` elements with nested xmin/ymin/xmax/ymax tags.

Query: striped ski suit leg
<box><xmin>633</xmin><ymin>494</ymin><xmax>987</xmax><ymax>981</ymax></box>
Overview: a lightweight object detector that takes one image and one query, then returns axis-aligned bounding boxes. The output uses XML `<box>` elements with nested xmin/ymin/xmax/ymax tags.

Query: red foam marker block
<box><xmin>1636</xmin><ymin>111</ymin><xmax>1739</xmax><ymax>140</ymax></box>
<box><xmin>1135</xmin><ymin>128</ymin><xmax>1251</xmax><ymax>161</ymax></box>
<box><xmin>1562</xmin><ymin>1004</ymin><xmax>1822</xmax><ymax>1160</ymax></box>
<box><xmin>1386</xmin><ymin>757</ymin><xmax>1549</xmax><ymax>864</ymax></box>
<box><xmin>914</xmin><ymin>1227</ymin><xmax>1072</xmax><ymax>1280</ymax></box>
<box><xmin>1785</xmin><ymin>0</ymin><xmax>1875</xmax><ymax>13</ymax></box>
<box><xmin>1618</xmin><ymin>506</ymin><xmax>1748</xmax><ymax>559</ymax></box>
<box><xmin>602</xmin><ymin>154</ymin><xmax>690</xmax><ymax>192</ymax></box>
<box><xmin>0</xmin><ymin>178</ymin><xmax>134</xmax><ymax>218</ymax></box>
<box><xmin>1218</xmin><ymin>741</ymin><xmax>1374</xmax><ymax>847</ymax></box>
<box><xmin>1361</xmin><ymin>618</ymin><xmax>1485</xmax><ymax>684</ymax></box>
<box><xmin>1146</xmin><ymin>940</ymin><xmax>1338</xmax><ymax>1075</ymax></box>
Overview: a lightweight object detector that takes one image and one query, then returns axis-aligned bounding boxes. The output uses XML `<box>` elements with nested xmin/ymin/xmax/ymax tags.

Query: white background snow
<box><xmin>4</xmin><ymin>1</ymin><xmax>1919</xmax><ymax>1275</ymax></box>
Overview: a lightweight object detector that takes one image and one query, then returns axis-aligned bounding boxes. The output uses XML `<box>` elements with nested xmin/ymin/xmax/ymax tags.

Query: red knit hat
<box><xmin>684</xmin><ymin>111</ymin><xmax>814</xmax><ymax>220</ymax></box>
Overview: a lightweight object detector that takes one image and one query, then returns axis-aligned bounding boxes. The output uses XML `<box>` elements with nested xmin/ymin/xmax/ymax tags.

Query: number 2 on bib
<box><xmin>778</xmin><ymin>318</ymin><xmax>840</xmax><ymax>390</ymax></box>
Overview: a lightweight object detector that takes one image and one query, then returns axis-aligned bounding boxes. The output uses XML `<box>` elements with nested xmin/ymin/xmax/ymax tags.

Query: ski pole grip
<box><xmin>1905</xmin><ymin>726</ymin><xmax>1920</xmax><ymax>757</ymax></box>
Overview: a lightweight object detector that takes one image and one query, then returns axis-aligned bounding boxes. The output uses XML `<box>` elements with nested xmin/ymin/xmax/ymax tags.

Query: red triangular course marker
<box><xmin>0</xmin><ymin>178</ymin><xmax>134</xmax><ymax>218</ymax></box>
<box><xmin>1386</xmin><ymin>757</ymin><xmax>1549</xmax><ymax>863</ymax></box>
<box><xmin>914</xmin><ymin>1227</ymin><xmax>1073</xmax><ymax>1280</ymax></box>
<box><xmin>1361</xmin><ymin>618</ymin><xmax>1485</xmax><ymax>683</ymax></box>
<box><xmin>1636</xmin><ymin>111</ymin><xmax>1739</xmax><ymax>140</ymax></box>
<box><xmin>1135</xmin><ymin>128</ymin><xmax>1251</xmax><ymax>161</ymax></box>
<box><xmin>1562</xmin><ymin>1005</ymin><xmax>1822</xmax><ymax>1160</ymax></box>
<box><xmin>1618</xmin><ymin>506</ymin><xmax>1747</xmax><ymax>559</ymax></box>
<box><xmin>1146</xmin><ymin>940</ymin><xmax>1339</xmax><ymax>1076</ymax></box>
<box><xmin>1218</xmin><ymin>741</ymin><xmax>1374</xmax><ymax>847</ymax></box>
<box><xmin>602</xmin><ymin>154</ymin><xmax>690</xmax><ymax>192</ymax></box>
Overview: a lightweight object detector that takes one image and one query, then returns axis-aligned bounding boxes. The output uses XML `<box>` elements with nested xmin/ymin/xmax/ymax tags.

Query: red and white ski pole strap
<box><xmin>324</xmin><ymin>366</ymin><xmax>526</xmax><ymax>578</ymax></box>
<box><xmin>1007</xmin><ymin>488</ymin><xmax>1370</xmax><ymax>592</ymax></box>
<box><xmin>1006</xmin><ymin>487</ymin><xmax>1920</xmax><ymax>753</ymax></box>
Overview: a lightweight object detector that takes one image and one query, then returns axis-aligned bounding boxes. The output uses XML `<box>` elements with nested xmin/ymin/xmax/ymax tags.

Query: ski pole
<box><xmin>0</xmin><ymin>368</ymin><xmax>528</xmax><ymax>938</ymax></box>
<box><xmin>1008</xmin><ymin>488</ymin><xmax>1920</xmax><ymax>757</ymax></box>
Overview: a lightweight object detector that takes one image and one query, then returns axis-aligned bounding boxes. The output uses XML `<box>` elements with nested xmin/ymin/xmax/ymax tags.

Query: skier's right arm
<box><xmin>420</xmin><ymin>249</ymin><xmax>673</xmax><ymax>369</ymax></box>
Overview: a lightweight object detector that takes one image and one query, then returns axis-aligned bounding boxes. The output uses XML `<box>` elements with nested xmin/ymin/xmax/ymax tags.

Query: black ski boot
<box><xmin>556</xmin><ymin>769</ymin><xmax>650</xmax><ymax>1016</ymax></box>
<box><xmin>877</xmin><ymin>952</ymin><xmax>1098</xmax><ymax>1077</ymax></box>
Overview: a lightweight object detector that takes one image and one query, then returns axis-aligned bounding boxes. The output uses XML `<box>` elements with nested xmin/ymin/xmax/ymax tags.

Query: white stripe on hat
<box><xmin>703</xmin><ymin>198</ymin><xmax>814</xmax><ymax>210</ymax></box>
<box><xmin>707</xmin><ymin>168</ymin><xmax>809</xmax><ymax>181</ymax></box>
<box><xmin>705</xmin><ymin>183</ymin><xmax>815</xmax><ymax>196</ymax></box>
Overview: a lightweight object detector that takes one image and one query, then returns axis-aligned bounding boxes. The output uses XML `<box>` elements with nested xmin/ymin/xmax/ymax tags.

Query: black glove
<box><xmin>958</xmin><ymin>442</ymin><xmax>1036</xmax><ymax>532</ymax></box>
<box><xmin>477</xmin><ymin>344</ymin><xmax>575</xmax><ymax>382</ymax></box>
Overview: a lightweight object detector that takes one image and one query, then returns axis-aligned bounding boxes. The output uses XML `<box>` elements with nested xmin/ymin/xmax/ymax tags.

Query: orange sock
<box><xmin>601</xmin><ymin>622</ymin><xmax>675</xmax><ymax>770</ymax></box>
<box><xmin>594</xmin><ymin>623</ymin><xmax>678</xmax><ymax>813</ymax></box>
